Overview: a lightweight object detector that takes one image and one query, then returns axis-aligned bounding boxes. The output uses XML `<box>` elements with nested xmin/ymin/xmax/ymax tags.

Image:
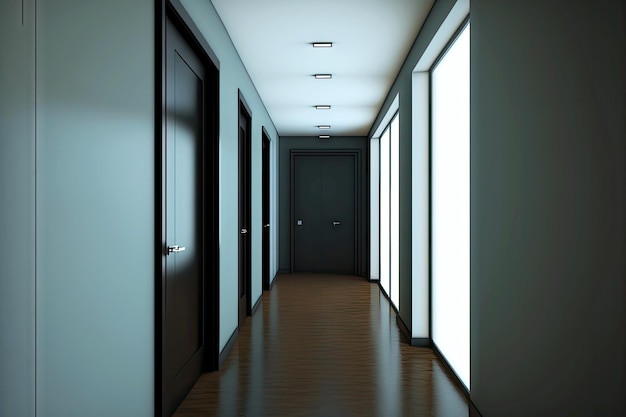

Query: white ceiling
<box><xmin>211</xmin><ymin>0</ymin><xmax>434</xmax><ymax>137</ymax></box>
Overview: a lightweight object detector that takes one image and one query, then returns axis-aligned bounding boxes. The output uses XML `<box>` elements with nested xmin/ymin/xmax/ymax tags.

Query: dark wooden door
<box><xmin>238</xmin><ymin>100</ymin><xmax>251</xmax><ymax>324</ymax></box>
<box><xmin>163</xmin><ymin>16</ymin><xmax>205</xmax><ymax>417</ymax></box>
<box><xmin>262</xmin><ymin>130</ymin><xmax>271</xmax><ymax>290</ymax></box>
<box><xmin>293</xmin><ymin>154</ymin><xmax>356</xmax><ymax>274</ymax></box>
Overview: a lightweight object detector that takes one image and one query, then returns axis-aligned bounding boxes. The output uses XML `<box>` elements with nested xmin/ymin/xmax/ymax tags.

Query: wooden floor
<box><xmin>174</xmin><ymin>273</ymin><xmax>470</xmax><ymax>417</ymax></box>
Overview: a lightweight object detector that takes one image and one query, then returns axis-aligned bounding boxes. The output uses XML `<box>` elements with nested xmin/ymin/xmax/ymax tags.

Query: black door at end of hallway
<box><xmin>293</xmin><ymin>154</ymin><xmax>356</xmax><ymax>275</ymax></box>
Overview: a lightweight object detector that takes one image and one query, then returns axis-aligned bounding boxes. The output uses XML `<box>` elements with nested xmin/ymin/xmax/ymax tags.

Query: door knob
<box><xmin>333</xmin><ymin>221</ymin><xmax>341</xmax><ymax>226</ymax></box>
<box><xmin>168</xmin><ymin>245</ymin><xmax>186</xmax><ymax>254</ymax></box>
<box><xmin>241</xmin><ymin>228</ymin><xmax>248</xmax><ymax>234</ymax></box>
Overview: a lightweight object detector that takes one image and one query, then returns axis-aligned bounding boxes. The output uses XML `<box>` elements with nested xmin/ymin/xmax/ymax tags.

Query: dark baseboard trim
<box><xmin>431</xmin><ymin>340</ymin><xmax>470</xmax><ymax>397</ymax></box>
<box><xmin>251</xmin><ymin>295</ymin><xmax>263</xmax><ymax>316</ymax></box>
<box><xmin>395</xmin><ymin>314</ymin><xmax>411</xmax><ymax>343</ymax></box>
<box><xmin>411</xmin><ymin>337</ymin><xmax>431</xmax><ymax>347</ymax></box>
<box><xmin>469</xmin><ymin>399</ymin><xmax>483</xmax><ymax>417</ymax></box>
<box><xmin>269</xmin><ymin>273</ymin><xmax>278</xmax><ymax>290</ymax></box>
<box><xmin>218</xmin><ymin>327</ymin><xmax>238</xmax><ymax>370</ymax></box>
<box><xmin>368</xmin><ymin>277</ymin><xmax>380</xmax><ymax>283</ymax></box>
<box><xmin>395</xmin><ymin>315</ymin><xmax>430</xmax><ymax>347</ymax></box>
<box><xmin>278</xmin><ymin>268</ymin><xmax>290</xmax><ymax>274</ymax></box>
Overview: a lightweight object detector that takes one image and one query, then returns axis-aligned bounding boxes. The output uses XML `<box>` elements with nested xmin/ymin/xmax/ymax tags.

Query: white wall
<box><xmin>179</xmin><ymin>0</ymin><xmax>279</xmax><ymax>351</ymax></box>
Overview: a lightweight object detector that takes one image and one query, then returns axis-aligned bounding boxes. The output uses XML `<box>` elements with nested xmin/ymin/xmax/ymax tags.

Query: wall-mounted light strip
<box><xmin>314</xmin><ymin>74</ymin><xmax>332</xmax><ymax>79</ymax></box>
<box><xmin>315</xmin><ymin>105</ymin><xmax>331</xmax><ymax>110</ymax></box>
<box><xmin>318</xmin><ymin>125</ymin><xmax>331</xmax><ymax>129</ymax></box>
<box><xmin>312</xmin><ymin>42</ymin><xmax>333</xmax><ymax>48</ymax></box>
<box><xmin>319</xmin><ymin>135</ymin><xmax>331</xmax><ymax>139</ymax></box>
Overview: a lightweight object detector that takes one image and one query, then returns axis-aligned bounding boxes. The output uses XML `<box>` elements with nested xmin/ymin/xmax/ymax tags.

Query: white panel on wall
<box><xmin>389</xmin><ymin>114</ymin><xmax>400</xmax><ymax>310</ymax></box>
<box><xmin>380</xmin><ymin>128</ymin><xmax>391</xmax><ymax>296</ymax></box>
<box><xmin>431</xmin><ymin>22</ymin><xmax>470</xmax><ymax>390</ymax></box>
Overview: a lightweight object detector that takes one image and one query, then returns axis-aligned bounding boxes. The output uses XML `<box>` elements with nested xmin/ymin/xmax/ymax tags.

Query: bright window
<box><xmin>379</xmin><ymin>112</ymin><xmax>400</xmax><ymax>311</ymax></box>
<box><xmin>431</xmin><ymin>22</ymin><xmax>470</xmax><ymax>389</ymax></box>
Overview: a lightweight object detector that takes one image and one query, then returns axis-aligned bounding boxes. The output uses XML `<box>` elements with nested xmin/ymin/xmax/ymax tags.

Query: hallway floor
<box><xmin>174</xmin><ymin>273</ymin><xmax>470</xmax><ymax>417</ymax></box>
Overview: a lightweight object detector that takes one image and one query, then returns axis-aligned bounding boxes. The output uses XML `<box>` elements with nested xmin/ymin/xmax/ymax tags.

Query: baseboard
<box><xmin>395</xmin><ymin>314</ymin><xmax>411</xmax><ymax>343</ymax></box>
<box><xmin>411</xmin><ymin>337</ymin><xmax>431</xmax><ymax>347</ymax></box>
<box><xmin>469</xmin><ymin>399</ymin><xmax>483</xmax><ymax>417</ymax></box>
<box><xmin>431</xmin><ymin>340</ymin><xmax>470</xmax><ymax>397</ymax></box>
<box><xmin>278</xmin><ymin>268</ymin><xmax>290</xmax><ymax>274</ymax></box>
<box><xmin>218</xmin><ymin>327</ymin><xmax>238</xmax><ymax>370</ymax></box>
<box><xmin>251</xmin><ymin>295</ymin><xmax>263</xmax><ymax>316</ymax></box>
<box><xmin>394</xmin><ymin>315</ymin><xmax>430</xmax><ymax>347</ymax></box>
<box><xmin>269</xmin><ymin>272</ymin><xmax>279</xmax><ymax>290</ymax></box>
<box><xmin>368</xmin><ymin>277</ymin><xmax>380</xmax><ymax>283</ymax></box>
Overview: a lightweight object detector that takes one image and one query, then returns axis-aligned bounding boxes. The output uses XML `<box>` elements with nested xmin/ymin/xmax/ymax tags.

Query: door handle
<box><xmin>263</xmin><ymin>224</ymin><xmax>270</xmax><ymax>228</ymax></box>
<box><xmin>241</xmin><ymin>228</ymin><xmax>248</xmax><ymax>234</ymax></box>
<box><xmin>168</xmin><ymin>245</ymin><xmax>186</xmax><ymax>254</ymax></box>
<box><xmin>332</xmin><ymin>221</ymin><xmax>341</xmax><ymax>226</ymax></box>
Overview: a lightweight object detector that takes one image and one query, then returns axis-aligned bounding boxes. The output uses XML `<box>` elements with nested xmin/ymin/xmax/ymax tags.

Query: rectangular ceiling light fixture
<box><xmin>319</xmin><ymin>135</ymin><xmax>331</xmax><ymax>139</ymax></box>
<box><xmin>315</xmin><ymin>105</ymin><xmax>331</xmax><ymax>110</ymax></box>
<box><xmin>318</xmin><ymin>125</ymin><xmax>331</xmax><ymax>129</ymax></box>
<box><xmin>314</xmin><ymin>74</ymin><xmax>332</xmax><ymax>79</ymax></box>
<box><xmin>312</xmin><ymin>42</ymin><xmax>333</xmax><ymax>48</ymax></box>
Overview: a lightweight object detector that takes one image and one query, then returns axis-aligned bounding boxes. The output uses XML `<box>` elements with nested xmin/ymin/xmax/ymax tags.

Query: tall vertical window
<box><xmin>380</xmin><ymin>128</ymin><xmax>391</xmax><ymax>296</ymax></box>
<box><xmin>380</xmin><ymin>112</ymin><xmax>400</xmax><ymax>310</ymax></box>
<box><xmin>431</xmin><ymin>22</ymin><xmax>470</xmax><ymax>389</ymax></box>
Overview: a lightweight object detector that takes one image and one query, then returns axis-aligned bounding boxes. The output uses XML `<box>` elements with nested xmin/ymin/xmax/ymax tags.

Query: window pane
<box><xmin>431</xmin><ymin>22</ymin><xmax>470</xmax><ymax>389</ymax></box>
<box><xmin>380</xmin><ymin>128</ymin><xmax>391</xmax><ymax>296</ymax></box>
<box><xmin>390</xmin><ymin>114</ymin><xmax>400</xmax><ymax>309</ymax></box>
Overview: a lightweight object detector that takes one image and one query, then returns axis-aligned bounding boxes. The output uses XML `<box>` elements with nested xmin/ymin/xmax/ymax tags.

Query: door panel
<box><xmin>294</xmin><ymin>155</ymin><xmax>323</xmax><ymax>271</ymax></box>
<box><xmin>238</xmin><ymin>103</ymin><xmax>251</xmax><ymax>324</ymax></box>
<box><xmin>262</xmin><ymin>131</ymin><xmax>271</xmax><ymax>290</ymax></box>
<box><xmin>322</xmin><ymin>155</ymin><xmax>356</xmax><ymax>274</ymax></box>
<box><xmin>293</xmin><ymin>154</ymin><xmax>356</xmax><ymax>274</ymax></box>
<box><xmin>163</xmin><ymin>17</ymin><xmax>205</xmax><ymax>417</ymax></box>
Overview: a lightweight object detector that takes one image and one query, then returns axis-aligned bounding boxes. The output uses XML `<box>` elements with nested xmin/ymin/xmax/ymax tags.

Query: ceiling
<box><xmin>210</xmin><ymin>0</ymin><xmax>435</xmax><ymax>137</ymax></box>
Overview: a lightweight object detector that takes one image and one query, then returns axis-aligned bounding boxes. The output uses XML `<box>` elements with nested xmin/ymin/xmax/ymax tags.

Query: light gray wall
<box><xmin>470</xmin><ymin>1</ymin><xmax>625</xmax><ymax>416</ymax></box>
<box><xmin>179</xmin><ymin>0</ymin><xmax>279</xmax><ymax>351</ymax></box>
<box><xmin>0</xmin><ymin>1</ymin><xmax>36</xmax><ymax>416</ymax></box>
<box><xmin>278</xmin><ymin>136</ymin><xmax>370</xmax><ymax>275</ymax></box>
<box><xmin>34</xmin><ymin>0</ymin><xmax>156</xmax><ymax>415</ymax></box>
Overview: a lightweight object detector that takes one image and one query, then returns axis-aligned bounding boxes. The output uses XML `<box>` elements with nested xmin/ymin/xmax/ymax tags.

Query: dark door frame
<box><xmin>238</xmin><ymin>91</ymin><xmax>252</xmax><ymax>321</ymax></box>
<box><xmin>261</xmin><ymin>127</ymin><xmax>271</xmax><ymax>291</ymax></box>
<box><xmin>289</xmin><ymin>149</ymin><xmax>362</xmax><ymax>274</ymax></box>
<box><xmin>156</xmin><ymin>2</ymin><xmax>220</xmax><ymax>416</ymax></box>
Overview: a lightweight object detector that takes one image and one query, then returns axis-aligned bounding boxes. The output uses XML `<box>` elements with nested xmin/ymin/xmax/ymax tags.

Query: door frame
<box><xmin>238</xmin><ymin>91</ymin><xmax>252</xmax><ymax>321</ymax></box>
<box><xmin>289</xmin><ymin>149</ymin><xmax>362</xmax><ymax>274</ymax></box>
<box><xmin>156</xmin><ymin>2</ymin><xmax>220</xmax><ymax>415</ymax></box>
<box><xmin>261</xmin><ymin>127</ymin><xmax>271</xmax><ymax>291</ymax></box>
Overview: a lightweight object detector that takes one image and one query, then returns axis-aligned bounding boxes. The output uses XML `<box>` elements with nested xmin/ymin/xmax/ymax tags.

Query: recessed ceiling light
<box><xmin>319</xmin><ymin>135</ymin><xmax>331</xmax><ymax>139</ymax></box>
<box><xmin>318</xmin><ymin>125</ymin><xmax>331</xmax><ymax>129</ymax></box>
<box><xmin>314</xmin><ymin>74</ymin><xmax>332</xmax><ymax>79</ymax></box>
<box><xmin>315</xmin><ymin>105</ymin><xmax>331</xmax><ymax>110</ymax></box>
<box><xmin>312</xmin><ymin>42</ymin><xmax>333</xmax><ymax>48</ymax></box>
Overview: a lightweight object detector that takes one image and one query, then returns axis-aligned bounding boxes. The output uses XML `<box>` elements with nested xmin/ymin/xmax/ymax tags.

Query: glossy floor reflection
<box><xmin>174</xmin><ymin>273</ymin><xmax>469</xmax><ymax>417</ymax></box>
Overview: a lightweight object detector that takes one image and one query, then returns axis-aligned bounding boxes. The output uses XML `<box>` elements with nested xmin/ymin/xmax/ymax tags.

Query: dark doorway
<box><xmin>158</xmin><ymin>5</ymin><xmax>219</xmax><ymax>417</ymax></box>
<box><xmin>262</xmin><ymin>128</ymin><xmax>271</xmax><ymax>290</ymax></box>
<box><xmin>238</xmin><ymin>94</ymin><xmax>252</xmax><ymax>325</ymax></box>
<box><xmin>291</xmin><ymin>152</ymin><xmax>359</xmax><ymax>275</ymax></box>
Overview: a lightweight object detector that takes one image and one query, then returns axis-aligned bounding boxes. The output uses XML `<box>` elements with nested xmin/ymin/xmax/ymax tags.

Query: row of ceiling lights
<box><xmin>313</xmin><ymin>42</ymin><xmax>332</xmax><ymax>139</ymax></box>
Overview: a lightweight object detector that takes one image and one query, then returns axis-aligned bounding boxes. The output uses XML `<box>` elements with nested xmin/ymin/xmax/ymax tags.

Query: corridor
<box><xmin>174</xmin><ymin>273</ymin><xmax>469</xmax><ymax>417</ymax></box>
